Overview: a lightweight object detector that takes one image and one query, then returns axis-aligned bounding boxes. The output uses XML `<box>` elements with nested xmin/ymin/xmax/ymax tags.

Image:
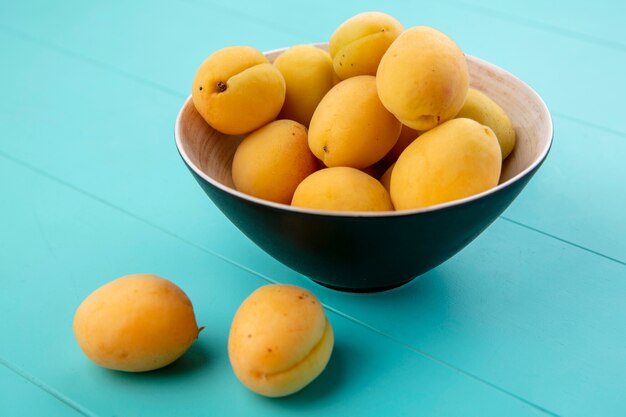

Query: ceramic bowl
<box><xmin>175</xmin><ymin>44</ymin><xmax>553</xmax><ymax>292</ymax></box>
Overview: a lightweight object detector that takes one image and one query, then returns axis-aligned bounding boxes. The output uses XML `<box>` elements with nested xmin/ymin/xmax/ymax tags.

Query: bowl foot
<box><xmin>310</xmin><ymin>278</ymin><xmax>415</xmax><ymax>293</ymax></box>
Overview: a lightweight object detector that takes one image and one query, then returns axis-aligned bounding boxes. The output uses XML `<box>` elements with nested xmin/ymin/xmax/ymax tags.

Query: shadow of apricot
<box><xmin>101</xmin><ymin>341</ymin><xmax>212</xmax><ymax>381</ymax></box>
<box><xmin>150</xmin><ymin>342</ymin><xmax>211</xmax><ymax>377</ymax></box>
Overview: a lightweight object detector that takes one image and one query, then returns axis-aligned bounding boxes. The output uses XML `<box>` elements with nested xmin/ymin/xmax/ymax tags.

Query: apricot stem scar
<box><xmin>216</xmin><ymin>81</ymin><xmax>227</xmax><ymax>92</ymax></box>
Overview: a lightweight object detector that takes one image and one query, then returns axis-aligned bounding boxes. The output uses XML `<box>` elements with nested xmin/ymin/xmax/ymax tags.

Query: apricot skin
<box><xmin>329</xmin><ymin>12</ymin><xmax>403</xmax><ymax>80</ymax></box>
<box><xmin>192</xmin><ymin>46</ymin><xmax>285</xmax><ymax>135</ymax></box>
<box><xmin>456</xmin><ymin>88</ymin><xmax>516</xmax><ymax>159</ymax></box>
<box><xmin>292</xmin><ymin>167</ymin><xmax>393</xmax><ymax>212</ymax></box>
<box><xmin>232</xmin><ymin>120</ymin><xmax>318</xmax><ymax>204</ymax></box>
<box><xmin>228</xmin><ymin>284</ymin><xmax>333</xmax><ymax>397</ymax></box>
<box><xmin>308</xmin><ymin>75</ymin><xmax>401</xmax><ymax>169</ymax></box>
<box><xmin>73</xmin><ymin>274</ymin><xmax>199</xmax><ymax>372</ymax></box>
<box><xmin>377</xmin><ymin>26</ymin><xmax>469</xmax><ymax>131</ymax></box>
<box><xmin>391</xmin><ymin>118</ymin><xmax>502</xmax><ymax>210</ymax></box>
<box><xmin>273</xmin><ymin>45</ymin><xmax>335</xmax><ymax>126</ymax></box>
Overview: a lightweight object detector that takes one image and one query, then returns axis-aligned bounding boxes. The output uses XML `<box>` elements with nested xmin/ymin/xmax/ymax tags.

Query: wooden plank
<box><xmin>1</xmin><ymin>0</ymin><xmax>626</xmax><ymax>136</ymax></box>
<box><xmin>503</xmin><ymin>116</ymin><xmax>626</xmax><ymax>264</ymax></box>
<box><xmin>0</xmin><ymin>0</ymin><xmax>299</xmax><ymax>96</ymax></box>
<box><xmin>0</xmin><ymin>365</ymin><xmax>86</xmax><ymax>417</ymax></box>
<box><xmin>0</xmin><ymin>158</ymin><xmax>551</xmax><ymax>417</ymax></box>
<box><xmin>442</xmin><ymin>0</ymin><xmax>626</xmax><ymax>50</ymax></box>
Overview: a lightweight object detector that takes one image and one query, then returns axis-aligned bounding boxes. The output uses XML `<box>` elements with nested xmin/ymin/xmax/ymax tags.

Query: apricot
<box><xmin>292</xmin><ymin>167</ymin><xmax>393</xmax><ymax>212</ymax></box>
<box><xmin>228</xmin><ymin>284</ymin><xmax>333</xmax><ymax>397</ymax></box>
<box><xmin>192</xmin><ymin>46</ymin><xmax>285</xmax><ymax>135</ymax></box>
<box><xmin>232</xmin><ymin>120</ymin><xmax>318</xmax><ymax>204</ymax></box>
<box><xmin>273</xmin><ymin>45</ymin><xmax>335</xmax><ymax>126</ymax></box>
<box><xmin>391</xmin><ymin>118</ymin><xmax>501</xmax><ymax>210</ymax></box>
<box><xmin>308</xmin><ymin>75</ymin><xmax>401</xmax><ymax>168</ymax></box>
<box><xmin>456</xmin><ymin>88</ymin><xmax>516</xmax><ymax>159</ymax></box>
<box><xmin>382</xmin><ymin>125</ymin><xmax>421</xmax><ymax>164</ymax></box>
<box><xmin>73</xmin><ymin>274</ymin><xmax>200</xmax><ymax>372</ymax></box>
<box><xmin>377</xmin><ymin>26</ymin><xmax>469</xmax><ymax>131</ymax></box>
<box><xmin>329</xmin><ymin>12</ymin><xmax>403</xmax><ymax>80</ymax></box>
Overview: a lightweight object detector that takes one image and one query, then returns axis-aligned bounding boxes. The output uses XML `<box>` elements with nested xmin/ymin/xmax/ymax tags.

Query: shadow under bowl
<box><xmin>175</xmin><ymin>45</ymin><xmax>553</xmax><ymax>292</ymax></box>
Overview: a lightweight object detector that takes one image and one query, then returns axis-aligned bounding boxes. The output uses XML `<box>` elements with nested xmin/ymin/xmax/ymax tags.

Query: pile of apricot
<box><xmin>192</xmin><ymin>12</ymin><xmax>516</xmax><ymax>212</ymax></box>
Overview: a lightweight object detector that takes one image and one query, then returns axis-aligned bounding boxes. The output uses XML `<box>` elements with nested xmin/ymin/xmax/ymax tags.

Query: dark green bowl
<box><xmin>175</xmin><ymin>49</ymin><xmax>553</xmax><ymax>292</ymax></box>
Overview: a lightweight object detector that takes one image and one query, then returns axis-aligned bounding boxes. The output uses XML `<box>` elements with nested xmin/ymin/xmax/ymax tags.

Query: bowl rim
<box><xmin>175</xmin><ymin>49</ymin><xmax>553</xmax><ymax>218</ymax></box>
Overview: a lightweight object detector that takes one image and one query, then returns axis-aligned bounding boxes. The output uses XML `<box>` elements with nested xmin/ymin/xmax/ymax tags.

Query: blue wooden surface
<box><xmin>1</xmin><ymin>1</ymin><xmax>625</xmax><ymax>416</ymax></box>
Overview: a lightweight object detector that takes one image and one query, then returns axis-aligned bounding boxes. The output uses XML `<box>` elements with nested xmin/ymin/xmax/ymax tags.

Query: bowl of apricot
<box><xmin>175</xmin><ymin>13</ymin><xmax>552</xmax><ymax>292</ymax></box>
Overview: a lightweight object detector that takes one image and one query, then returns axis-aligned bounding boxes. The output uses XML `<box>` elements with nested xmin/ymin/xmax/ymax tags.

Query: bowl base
<box><xmin>311</xmin><ymin>278</ymin><xmax>415</xmax><ymax>293</ymax></box>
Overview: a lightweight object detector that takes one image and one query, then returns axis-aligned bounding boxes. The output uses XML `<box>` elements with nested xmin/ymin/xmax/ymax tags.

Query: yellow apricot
<box><xmin>456</xmin><ymin>88</ymin><xmax>516</xmax><ymax>159</ymax></box>
<box><xmin>391</xmin><ymin>118</ymin><xmax>501</xmax><ymax>210</ymax></box>
<box><xmin>73</xmin><ymin>274</ymin><xmax>200</xmax><ymax>372</ymax></box>
<box><xmin>232</xmin><ymin>120</ymin><xmax>318</xmax><ymax>204</ymax></box>
<box><xmin>329</xmin><ymin>12</ymin><xmax>403</xmax><ymax>80</ymax></box>
<box><xmin>382</xmin><ymin>125</ymin><xmax>422</xmax><ymax>164</ymax></box>
<box><xmin>377</xmin><ymin>26</ymin><xmax>469</xmax><ymax>131</ymax></box>
<box><xmin>308</xmin><ymin>75</ymin><xmax>401</xmax><ymax>169</ymax></box>
<box><xmin>274</xmin><ymin>45</ymin><xmax>335</xmax><ymax>126</ymax></box>
<box><xmin>292</xmin><ymin>167</ymin><xmax>393</xmax><ymax>212</ymax></box>
<box><xmin>192</xmin><ymin>46</ymin><xmax>285</xmax><ymax>135</ymax></box>
<box><xmin>228</xmin><ymin>284</ymin><xmax>334</xmax><ymax>397</ymax></box>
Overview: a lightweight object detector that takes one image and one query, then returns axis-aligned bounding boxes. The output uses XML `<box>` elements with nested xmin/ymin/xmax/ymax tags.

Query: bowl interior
<box><xmin>177</xmin><ymin>44</ymin><xmax>552</xmax><ymax>214</ymax></box>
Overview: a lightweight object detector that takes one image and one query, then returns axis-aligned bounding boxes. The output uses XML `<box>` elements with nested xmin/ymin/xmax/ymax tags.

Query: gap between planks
<box><xmin>0</xmin><ymin>357</ymin><xmax>98</xmax><ymax>417</ymax></box>
<box><xmin>440</xmin><ymin>0</ymin><xmax>626</xmax><ymax>53</ymax></box>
